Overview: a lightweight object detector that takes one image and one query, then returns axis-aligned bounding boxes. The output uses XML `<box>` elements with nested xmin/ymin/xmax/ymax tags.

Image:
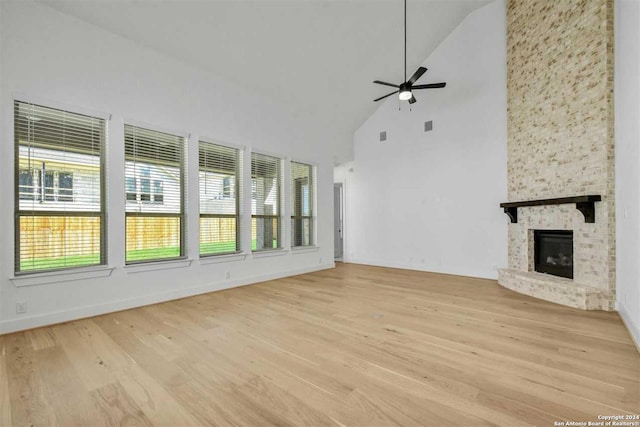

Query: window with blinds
<box><xmin>125</xmin><ymin>124</ymin><xmax>185</xmax><ymax>263</ymax></box>
<box><xmin>251</xmin><ymin>152</ymin><xmax>281</xmax><ymax>251</ymax></box>
<box><xmin>291</xmin><ymin>161</ymin><xmax>313</xmax><ymax>247</ymax></box>
<box><xmin>14</xmin><ymin>100</ymin><xmax>105</xmax><ymax>273</ymax></box>
<box><xmin>199</xmin><ymin>141</ymin><xmax>241</xmax><ymax>256</ymax></box>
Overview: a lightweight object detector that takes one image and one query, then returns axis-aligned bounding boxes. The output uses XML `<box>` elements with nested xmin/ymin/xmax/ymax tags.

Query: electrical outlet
<box><xmin>16</xmin><ymin>301</ymin><xmax>27</xmax><ymax>314</ymax></box>
<box><xmin>225</xmin><ymin>271</ymin><xmax>231</xmax><ymax>280</ymax></box>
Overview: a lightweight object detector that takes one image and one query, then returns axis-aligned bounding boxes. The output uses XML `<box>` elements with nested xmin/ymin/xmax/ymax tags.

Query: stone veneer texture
<box><xmin>504</xmin><ymin>0</ymin><xmax>615</xmax><ymax>308</ymax></box>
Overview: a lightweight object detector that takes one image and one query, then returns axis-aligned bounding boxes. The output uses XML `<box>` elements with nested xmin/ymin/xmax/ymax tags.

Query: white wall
<box><xmin>337</xmin><ymin>0</ymin><xmax>507</xmax><ymax>280</ymax></box>
<box><xmin>615</xmin><ymin>0</ymin><xmax>640</xmax><ymax>348</ymax></box>
<box><xmin>0</xmin><ymin>1</ymin><xmax>334</xmax><ymax>334</ymax></box>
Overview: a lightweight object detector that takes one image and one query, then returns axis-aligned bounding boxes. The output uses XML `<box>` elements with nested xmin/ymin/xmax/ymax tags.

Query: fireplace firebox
<box><xmin>534</xmin><ymin>230</ymin><xmax>573</xmax><ymax>279</ymax></box>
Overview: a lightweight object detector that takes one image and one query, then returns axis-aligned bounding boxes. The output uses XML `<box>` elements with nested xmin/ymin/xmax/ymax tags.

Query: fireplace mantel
<box><xmin>500</xmin><ymin>195</ymin><xmax>601</xmax><ymax>224</ymax></box>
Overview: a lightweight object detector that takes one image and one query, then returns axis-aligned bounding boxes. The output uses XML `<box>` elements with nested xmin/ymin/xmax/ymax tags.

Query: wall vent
<box><xmin>424</xmin><ymin>121</ymin><xmax>433</xmax><ymax>132</ymax></box>
<box><xmin>379</xmin><ymin>131</ymin><xmax>387</xmax><ymax>141</ymax></box>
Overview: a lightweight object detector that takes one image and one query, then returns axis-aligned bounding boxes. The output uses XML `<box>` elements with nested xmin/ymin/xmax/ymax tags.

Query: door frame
<box><xmin>334</xmin><ymin>182</ymin><xmax>344</xmax><ymax>260</ymax></box>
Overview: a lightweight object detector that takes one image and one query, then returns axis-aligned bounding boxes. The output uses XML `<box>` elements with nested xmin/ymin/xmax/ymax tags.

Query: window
<box><xmin>18</xmin><ymin>168</ymin><xmax>37</xmax><ymax>200</ymax></box>
<box><xmin>251</xmin><ymin>152</ymin><xmax>281</xmax><ymax>251</ymax></box>
<box><xmin>44</xmin><ymin>170</ymin><xmax>55</xmax><ymax>201</ymax></box>
<box><xmin>291</xmin><ymin>161</ymin><xmax>313</xmax><ymax>247</ymax></box>
<box><xmin>153</xmin><ymin>180</ymin><xmax>164</xmax><ymax>204</ymax></box>
<box><xmin>140</xmin><ymin>167</ymin><xmax>151</xmax><ymax>202</ymax></box>
<box><xmin>58</xmin><ymin>172</ymin><xmax>74</xmax><ymax>202</ymax></box>
<box><xmin>199</xmin><ymin>141</ymin><xmax>241</xmax><ymax>256</ymax></box>
<box><xmin>14</xmin><ymin>100</ymin><xmax>105</xmax><ymax>273</ymax></box>
<box><xmin>126</xmin><ymin>177</ymin><xmax>137</xmax><ymax>202</ymax></box>
<box><xmin>222</xmin><ymin>176</ymin><xmax>233</xmax><ymax>199</ymax></box>
<box><xmin>125</xmin><ymin>175</ymin><xmax>164</xmax><ymax>205</ymax></box>
<box><xmin>125</xmin><ymin>124</ymin><xmax>184</xmax><ymax>263</ymax></box>
<box><xmin>41</xmin><ymin>170</ymin><xmax>74</xmax><ymax>202</ymax></box>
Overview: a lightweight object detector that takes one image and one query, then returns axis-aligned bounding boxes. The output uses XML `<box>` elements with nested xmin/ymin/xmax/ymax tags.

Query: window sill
<box><xmin>10</xmin><ymin>265</ymin><xmax>115</xmax><ymax>287</ymax></box>
<box><xmin>291</xmin><ymin>245</ymin><xmax>320</xmax><ymax>254</ymax></box>
<box><xmin>199</xmin><ymin>252</ymin><xmax>248</xmax><ymax>265</ymax></box>
<box><xmin>251</xmin><ymin>249</ymin><xmax>288</xmax><ymax>259</ymax></box>
<box><xmin>124</xmin><ymin>258</ymin><xmax>193</xmax><ymax>274</ymax></box>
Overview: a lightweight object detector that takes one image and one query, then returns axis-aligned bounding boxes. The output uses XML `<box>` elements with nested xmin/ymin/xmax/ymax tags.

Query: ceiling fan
<box><xmin>373</xmin><ymin>0</ymin><xmax>447</xmax><ymax>104</ymax></box>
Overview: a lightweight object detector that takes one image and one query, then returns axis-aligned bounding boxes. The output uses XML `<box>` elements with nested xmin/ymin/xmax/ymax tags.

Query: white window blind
<box><xmin>291</xmin><ymin>161</ymin><xmax>313</xmax><ymax>247</ymax></box>
<box><xmin>125</xmin><ymin>124</ymin><xmax>185</xmax><ymax>263</ymax></box>
<box><xmin>14</xmin><ymin>100</ymin><xmax>105</xmax><ymax>273</ymax></box>
<box><xmin>251</xmin><ymin>152</ymin><xmax>281</xmax><ymax>251</ymax></box>
<box><xmin>199</xmin><ymin>141</ymin><xmax>241</xmax><ymax>256</ymax></box>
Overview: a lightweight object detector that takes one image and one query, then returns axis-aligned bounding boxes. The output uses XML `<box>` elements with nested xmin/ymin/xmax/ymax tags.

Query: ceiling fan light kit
<box><xmin>372</xmin><ymin>0</ymin><xmax>447</xmax><ymax>105</ymax></box>
<box><xmin>398</xmin><ymin>84</ymin><xmax>412</xmax><ymax>101</ymax></box>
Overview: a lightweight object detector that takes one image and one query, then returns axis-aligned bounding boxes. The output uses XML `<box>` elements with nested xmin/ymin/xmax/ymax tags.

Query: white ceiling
<box><xmin>40</xmin><ymin>0</ymin><xmax>490</xmax><ymax>159</ymax></box>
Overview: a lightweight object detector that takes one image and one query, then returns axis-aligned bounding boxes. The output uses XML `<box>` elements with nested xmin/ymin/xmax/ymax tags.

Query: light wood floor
<box><xmin>1</xmin><ymin>263</ymin><xmax>638</xmax><ymax>426</ymax></box>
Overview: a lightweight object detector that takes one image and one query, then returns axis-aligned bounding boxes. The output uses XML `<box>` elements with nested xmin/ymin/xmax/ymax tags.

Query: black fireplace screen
<box><xmin>534</xmin><ymin>230</ymin><xmax>573</xmax><ymax>279</ymax></box>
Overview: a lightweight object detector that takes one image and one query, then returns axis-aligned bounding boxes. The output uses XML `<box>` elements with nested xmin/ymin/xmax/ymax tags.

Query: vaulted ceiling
<box><xmin>41</xmin><ymin>0</ymin><xmax>490</xmax><ymax>162</ymax></box>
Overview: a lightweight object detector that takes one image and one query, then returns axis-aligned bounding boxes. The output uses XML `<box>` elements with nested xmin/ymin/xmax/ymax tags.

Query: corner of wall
<box><xmin>614</xmin><ymin>0</ymin><xmax>640</xmax><ymax>350</ymax></box>
<box><xmin>617</xmin><ymin>300</ymin><xmax>640</xmax><ymax>351</ymax></box>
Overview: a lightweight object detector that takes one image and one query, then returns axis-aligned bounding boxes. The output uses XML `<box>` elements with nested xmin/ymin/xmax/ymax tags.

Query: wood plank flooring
<box><xmin>1</xmin><ymin>262</ymin><xmax>638</xmax><ymax>426</ymax></box>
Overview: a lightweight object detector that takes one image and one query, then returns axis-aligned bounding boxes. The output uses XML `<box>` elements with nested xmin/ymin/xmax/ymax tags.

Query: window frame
<box><xmin>14</xmin><ymin>98</ymin><xmax>108</xmax><ymax>275</ymax></box>
<box><xmin>198</xmin><ymin>140</ymin><xmax>242</xmax><ymax>258</ymax></box>
<box><xmin>250</xmin><ymin>151</ymin><xmax>283</xmax><ymax>252</ymax></box>
<box><xmin>290</xmin><ymin>160</ymin><xmax>315</xmax><ymax>248</ymax></box>
<box><xmin>124</xmin><ymin>122</ymin><xmax>187</xmax><ymax>265</ymax></box>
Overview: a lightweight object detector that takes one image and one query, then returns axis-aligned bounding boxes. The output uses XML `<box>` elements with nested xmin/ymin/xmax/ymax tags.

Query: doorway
<box><xmin>334</xmin><ymin>183</ymin><xmax>343</xmax><ymax>259</ymax></box>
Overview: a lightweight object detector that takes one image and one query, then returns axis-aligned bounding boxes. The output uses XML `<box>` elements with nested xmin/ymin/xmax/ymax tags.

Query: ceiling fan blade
<box><xmin>413</xmin><ymin>82</ymin><xmax>447</xmax><ymax>89</ymax></box>
<box><xmin>373</xmin><ymin>80</ymin><xmax>400</xmax><ymax>88</ymax></box>
<box><xmin>373</xmin><ymin>90</ymin><xmax>399</xmax><ymax>102</ymax></box>
<box><xmin>408</xmin><ymin>95</ymin><xmax>417</xmax><ymax>104</ymax></box>
<box><xmin>407</xmin><ymin>67</ymin><xmax>427</xmax><ymax>85</ymax></box>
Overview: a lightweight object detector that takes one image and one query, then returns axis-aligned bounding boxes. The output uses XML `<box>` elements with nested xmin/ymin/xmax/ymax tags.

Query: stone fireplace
<box><xmin>499</xmin><ymin>200</ymin><xmax>614</xmax><ymax>310</ymax></box>
<box><xmin>500</xmin><ymin>0</ymin><xmax>615</xmax><ymax>311</ymax></box>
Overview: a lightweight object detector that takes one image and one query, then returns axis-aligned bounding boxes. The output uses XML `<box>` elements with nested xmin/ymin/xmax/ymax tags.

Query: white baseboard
<box><xmin>344</xmin><ymin>257</ymin><xmax>498</xmax><ymax>281</ymax></box>
<box><xmin>0</xmin><ymin>262</ymin><xmax>335</xmax><ymax>335</ymax></box>
<box><xmin>616</xmin><ymin>300</ymin><xmax>640</xmax><ymax>352</ymax></box>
